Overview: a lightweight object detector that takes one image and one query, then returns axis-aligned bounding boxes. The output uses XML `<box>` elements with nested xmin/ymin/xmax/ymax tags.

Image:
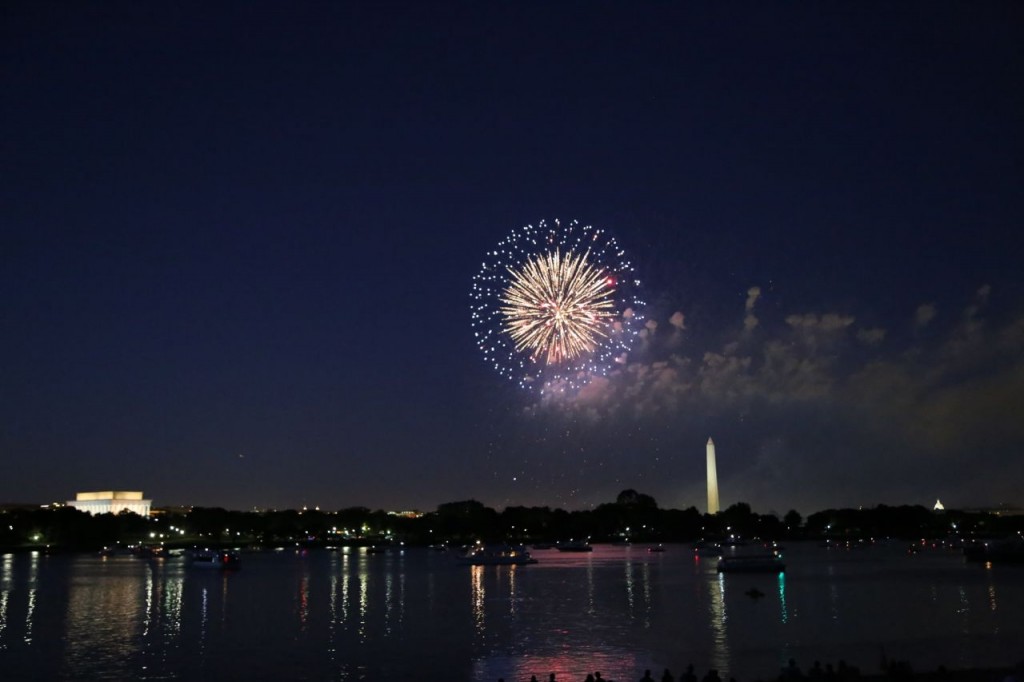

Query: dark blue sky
<box><xmin>3</xmin><ymin>2</ymin><xmax>1022</xmax><ymax>514</ymax></box>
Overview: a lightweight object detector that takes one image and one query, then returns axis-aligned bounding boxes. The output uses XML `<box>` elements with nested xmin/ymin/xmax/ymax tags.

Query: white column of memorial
<box><xmin>706</xmin><ymin>437</ymin><xmax>720</xmax><ymax>514</ymax></box>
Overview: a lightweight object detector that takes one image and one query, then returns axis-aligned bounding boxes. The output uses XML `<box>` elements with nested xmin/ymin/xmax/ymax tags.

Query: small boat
<box><xmin>716</xmin><ymin>554</ymin><xmax>785</xmax><ymax>573</ymax></box>
<box><xmin>187</xmin><ymin>549</ymin><xmax>241</xmax><ymax>569</ymax></box>
<box><xmin>457</xmin><ymin>544</ymin><xmax>538</xmax><ymax>566</ymax></box>
<box><xmin>648</xmin><ymin>544</ymin><xmax>666</xmax><ymax>553</ymax></box>
<box><xmin>365</xmin><ymin>546</ymin><xmax>386</xmax><ymax>554</ymax></box>
<box><xmin>556</xmin><ymin>540</ymin><xmax>593</xmax><ymax>552</ymax></box>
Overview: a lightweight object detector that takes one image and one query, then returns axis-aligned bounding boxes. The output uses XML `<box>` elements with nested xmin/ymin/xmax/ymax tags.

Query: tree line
<box><xmin>1</xmin><ymin>489</ymin><xmax>1020</xmax><ymax>551</ymax></box>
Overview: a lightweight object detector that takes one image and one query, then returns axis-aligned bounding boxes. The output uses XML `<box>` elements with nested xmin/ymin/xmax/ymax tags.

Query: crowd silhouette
<box><xmin>494</xmin><ymin>657</ymin><xmax>1023</xmax><ymax>682</ymax></box>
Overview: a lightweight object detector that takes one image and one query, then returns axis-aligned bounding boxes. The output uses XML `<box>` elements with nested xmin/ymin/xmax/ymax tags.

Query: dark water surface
<box><xmin>1</xmin><ymin>543</ymin><xmax>1021</xmax><ymax>681</ymax></box>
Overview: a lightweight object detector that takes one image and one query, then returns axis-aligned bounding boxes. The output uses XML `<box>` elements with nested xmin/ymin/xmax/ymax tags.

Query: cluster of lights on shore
<box><xmin>471</xmin><ymin>218</ymin><xmax>644</xmax><ymax>391</ymax></box>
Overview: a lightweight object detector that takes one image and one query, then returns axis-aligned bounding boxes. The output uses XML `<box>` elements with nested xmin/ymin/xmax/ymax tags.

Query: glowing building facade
<box><xmin>68</xmin><ymin>491</ymin><xmax>151</xmax><ymax>516</ymax></box>
<box><xmin>706</xmin><ymin>438</ymin><xmax>720</xmax><ymax>514</ymax></box>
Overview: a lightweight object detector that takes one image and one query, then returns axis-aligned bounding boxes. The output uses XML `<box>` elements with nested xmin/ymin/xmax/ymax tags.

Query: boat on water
<box><xmin>187</xmin><ymin>549</ymin><xmax>241</xmax><ymax>569</ymax></box>
<box><xmin>457</xmin><ymin>544</ymin><xmax>538</xmax><ymax>566</ymax></box>
<box><xmin>716</xmin><ymin>554</ymin><xmax>785</xmax><ymax>573</ymax></box>
<box><xmin>648</xmin><ymin>544</ymin><xmax>666</xmax><ymax>553</ymax></box>
<box><xmin>556</xmin><ymin>540</ymin><xmax>593</xmax><ymax>552</ymax></box>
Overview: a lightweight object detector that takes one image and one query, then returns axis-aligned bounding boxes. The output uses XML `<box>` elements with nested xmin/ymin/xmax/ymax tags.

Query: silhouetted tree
<box><xmin>616</xmin><ymin>489</ymin><xmax>658</xmax><ymax>508</ymax></box>
<box><xmin>436</xmin><ymin>500</ymin><xmax>499</xmax><ymax>541</ymax></box>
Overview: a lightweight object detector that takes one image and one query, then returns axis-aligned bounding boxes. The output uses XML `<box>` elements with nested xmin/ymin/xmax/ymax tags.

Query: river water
<box><xmin>0</xmin><ymin>543</ymin><xmax>1020</xmax><ymax>681</ymax></box>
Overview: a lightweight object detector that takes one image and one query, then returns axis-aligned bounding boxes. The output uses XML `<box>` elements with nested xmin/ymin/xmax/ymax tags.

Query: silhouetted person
<box><xmin>886</xmin><ymin>660</ymin><xmax>913</xmax><ymax>680</ymax></box>
<box><xmin>531</xmin><ymin>677</ymin><xmax>539</xmax><ymax>682</ymax></box>
<box><xmin>782</xmin><ymin>659</ymin><xmax>804</xmax><ymax>680</ymax></box>
<box><xmin>682</xmin><ymin>665</ymin><xmax>697</xmax><ymax>682</ymax></box>
<box><xmin>585</xmin><ymin>675</ymin><xmax>595</xmax><ymax>682</ymax></box>
<box><xmin>702</xmin><ymin>669</ymin><xmax>721</xmax><ymax>682</ymax></box>
<box><xmin>837</xmin><ymin>660</ymin><xmax>859</xmax><ymax>681</ymax></box>
<box><xmin>641</xmin><ymin>671</ymin><xmax>654</xmax><ymax>682</ymax></box>
<box><xmin>550</xmin><ymin>675</ymin><xmax>556</xmax><ymax>682</ymax></box>
<box><xmin>824</xmin><ymin>664</ymin><xmax>836</xmax><ymax>680</ymax></box>
<box><xmin>1001</xmin><ymin>660</ymin><xmax>1023</xmax><ymax>682</ymax></box>
<box><xmin>809</xmin><ymin>662</ymin><xmax>823</xmax><ymax>679</ymax></box>
<box><xmin>662</xmin><ymin>669</ymin><xmax>675</xmax><ymax>682</ymax></box>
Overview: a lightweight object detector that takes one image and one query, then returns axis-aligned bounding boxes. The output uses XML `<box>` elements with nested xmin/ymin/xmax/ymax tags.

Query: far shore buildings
<box><xmin>68</xmin><ymin>491</ymin><xmax>152</xmax><ymax>516</ymax></box>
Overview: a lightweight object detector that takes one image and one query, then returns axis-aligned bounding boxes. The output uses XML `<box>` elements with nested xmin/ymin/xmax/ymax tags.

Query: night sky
<box><xmin>3</xmin><ymin>2</ymin><xmax>1022</xmax><ymax>515</ymax></box>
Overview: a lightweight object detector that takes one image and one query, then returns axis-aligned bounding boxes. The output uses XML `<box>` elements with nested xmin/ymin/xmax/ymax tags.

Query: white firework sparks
<box><xmin>471</xmin><ymin>218</ymin><xmax>644</xmax><ymax>391</ymax></box>
<box><xmin>500</xmin><ymin>248</ymin><xmax>616</xmax><ymax>364</ymax></box>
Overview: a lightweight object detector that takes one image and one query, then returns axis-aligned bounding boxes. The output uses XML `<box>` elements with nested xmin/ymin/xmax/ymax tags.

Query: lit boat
<box><xmin>556</xmin><ymin>540</ymin><xmax>593</xmax><ymax>552</ymax></box>
<box><xmin>457</xmin><ymin>544</ymin><xmax>538</xmax><ymax>566</ymax></box>
<box><xmin>716</xmin><ymin>554</ymin><xmax>785</xmax><ymax>573</ymax></box>
<box><xmin>187</xmin><ymin>549</ymin><xmax>241</xmax><ymax>569</ymax></box>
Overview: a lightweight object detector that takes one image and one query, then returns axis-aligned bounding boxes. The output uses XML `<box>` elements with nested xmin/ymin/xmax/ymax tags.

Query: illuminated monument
<box><xmin>706</xmin><ymin>438</ymin><xmax>720</xmax><ymax>514</ymax></box>
<box><xmin>68</xmin><ymin>491</ymin><xmax>151</xmax><ymax>516</ymax></box>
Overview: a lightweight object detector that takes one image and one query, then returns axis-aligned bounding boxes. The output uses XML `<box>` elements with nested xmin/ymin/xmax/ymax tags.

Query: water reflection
<box><xmin>143</xmin><ymin>567</ymin><xmax>154</xmax><ymax>637</ymax></box>
<box><xmin>297</xmin><ymin>563</ymin><xmax>310</xmax><ymax>631</ymax></box>
<box><xmin>24</xmin><ymin>552</ymin><xmax>38</xmax><ymax>645</ymax></box>
<box><xmin>0</xmin><ymin>544</ymin><xmax>1019</xmax><ymax>681</ymax></box>
<box><xmin>474</xmin><ymin>649</ymin><xmax>644</xmax><ymax>682</ymax></box>
<box><xmin>65</xmin><ymin>556</ymin><xmax>146</xmax><ymax>679</ymax></box>
<box><xmin>327</xmin><ymin>553</ymin><xmax>340</xmax><ymax>666</ymax></box>
<box><xmin>358</xmin><ymin>555</ymin><xmax>369</xmax><ymax>642</ymax></box>
<box><xmin>507</xmin><ymin>563</ymin><xmax>517</xmax><ymax>619</ymax></box>
<box><xmin>778</xmin><ymin>572</ymin><xmax>788</xmax><ymax>624</ymax></box>
<box><xmin>586</xmin><ymin>557</ymin><xmax>595</xmax><ymax>617</ymax></box>
<box><xmin>708</xmin><ymin>572</ymin><xmax>730</xmax><ymax>674</ymax></box>
<box><xmin>624</xmin><ymin>556</ymin><xmax>635</xmax><ymax>619</ymax></box>
<box><xmin>0</xmin><ymin>590</ymin><xmax>7</xmax><ymax>652</ymax></box>
<box><xmin>341</xmin><ymin>556</ymin><xmax>351</xmax><ymax>625</ymax></box>
<box><xmin>138</xmin><ymin>560</ymin><xmax>184</xmax><ymax>678</ymax></box>
<box><xmin>471</xmin><ymin>565</ymin><xmax>485</xmax><ymax>636</ymax></box>
<box><xmin>198</xmin><ymin>585</ymin><xmax>208</xmax><ymax>657</ymax></box>
<box><xmin>958</xmin><ymin>586</ymin><xmax>970</xmax><ymax>636</ymax></box>
<box><xmin>384</xmin><ymin>568</ymin><xmax>394</xmax><ymax>635</ymax></box>
<box><xmin>641</xmin><ymin>561</ymin><xmax>652</xmax><ymax>628</ymax></box>
<box><xmin>0</xmin><ymin>554</ymin><xmax>11</xmax><ymax>650</ymax></box>
<box><xmin>162</xmin><ymin>566</ymin><xmax>183</xmax><ymax>643</ymax></box>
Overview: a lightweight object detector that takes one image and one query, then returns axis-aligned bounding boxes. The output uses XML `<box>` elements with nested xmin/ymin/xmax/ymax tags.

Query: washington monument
<box><xmin>706</xmin><ymin>437</ymin><xmax>720</xmax><ymax>514</ymax></box>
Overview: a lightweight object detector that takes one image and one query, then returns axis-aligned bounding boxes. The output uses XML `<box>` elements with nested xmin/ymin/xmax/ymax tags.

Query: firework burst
<box><xmin>471</xmin><ymin>218</ymin><xmax>644</xmax><ymax>391</ymax></box>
